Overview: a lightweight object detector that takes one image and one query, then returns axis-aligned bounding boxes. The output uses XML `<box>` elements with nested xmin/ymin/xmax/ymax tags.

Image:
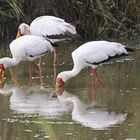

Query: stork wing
<box><xmin>24</xmin><ymin>36</ymin><xmax>53</xmax><ymax>57</ymax></box>
<box><xmin>10</xmin><ymin>35</ymin><xmax>53</xmax><ymax>59</ymax></box>
<box><xmin>74</xmin><ymin>41</ymin><xmax>128</xmax><ymax>65</ymax></box>
<box><xmin>30</xmin><ymin>16</ymin><xmax>77</xmax><ymax>37</ymax></box>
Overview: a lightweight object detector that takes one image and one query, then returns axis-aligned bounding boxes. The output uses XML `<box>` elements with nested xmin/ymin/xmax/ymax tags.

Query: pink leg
<box><xmin>52</xmin><ymin>48</ymin><xmax>57</xmax><ymax>85</ymax></box>
<box><xmin>32</xmin><ymin>60</ymin><xmax>45</xmax><ymax>86</ymax></box>
<box><xmin>9</xmin><ymin>67</ymin><xmax>20</xmax><ymax>86</ymax></box>
<box><xmin>28</xmin><ymin>59</ymin><xmax>41</xmax><ymax>80</ymax></box>
<box><xmin>91</xmin><ymin>82</ymin><xmax>105</xmax><ymax>102</ymax></box>
<box><xmin>53</xmin><ymin>66</ymin><xmax>57</xmax><ymax>85</ymax></box>
<box><xmin>37</xmin><ymin>57</ymin><xmax>43</xmax><ymax>77</ymax></box>
<box><xmin>91</xmin><ymin>69</ymin><xmax>102</xmax><ymax>102</ymax></box>
<box><xmin>32</xmin><ymin>61</ymin><xmax>41</xmax><ymax>76</ymax></box>
<box><xmin>28</xmin><ymin>61</ymin><xmax>32</xmax><ymax>76</ymax></box>
<box><xmin>92</xmin><ymin>68</ymin><xmax>96</xmax><ymax>86</ymax></box>
<box><xmin>53</xmin><ymin>48</ymin><xmax>56</xmax><ymax>66</ymax></box>
<box><xmin>38</xmin><ymin>57</ymin><xmax>42</xmax><ymax>67</ymax></box>
<box><xmin>92</xmin><ymin>68</ymin><xmax>102</xmax><ymax>86</ymax></box>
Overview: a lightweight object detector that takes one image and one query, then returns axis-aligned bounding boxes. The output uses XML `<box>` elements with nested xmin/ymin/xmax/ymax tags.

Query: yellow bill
<box><xmin>0</xmin><ymin>64</ymin><xmax>5</xmax><ymax>82</ymax></box>
<box><xmin>16</xmin><ymin>30</ymin><xmax>21</xmax><ymax>38</ymax></box>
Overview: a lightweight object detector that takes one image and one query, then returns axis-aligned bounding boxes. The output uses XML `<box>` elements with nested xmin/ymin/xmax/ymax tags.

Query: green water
<box><xmin>0</xmin><ymin>40</ymin><xmax>140</xmax><ymax>140</ymax></box>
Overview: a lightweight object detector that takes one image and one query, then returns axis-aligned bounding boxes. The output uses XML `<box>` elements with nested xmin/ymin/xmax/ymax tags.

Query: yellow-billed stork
<box><xmin>55</xmin><ymin>40</ymin><xmax>134</xmax><ymax>90</ymax></box>
<box><xmin>16</xmin><ymin>15</ymin><xmax>79</xmax><ymax>65</ymax></box>
<box><xmin>0</xmin><ymin>35</ymin><xmax>54</xmax><ymax>83</ymax></box>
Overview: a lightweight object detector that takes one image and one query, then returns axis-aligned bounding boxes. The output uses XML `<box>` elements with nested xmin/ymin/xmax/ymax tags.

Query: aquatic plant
<box><xmin>0</xmin><ymin>0</ymin><xmax>25</xmax><ymax>39</ymax></box>
<box><xmin>0</xmin><ymin>0</ymin><xmax>140</xmax><ymax>40</ymax></box>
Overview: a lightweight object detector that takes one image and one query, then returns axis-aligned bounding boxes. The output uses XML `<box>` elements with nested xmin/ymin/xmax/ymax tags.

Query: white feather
<box><xmin>10</xmin><ymin>35</ymin><xmax>53</xmax><ymax>60</ymax></box>
<box><xmin>18</xmin><ymin>16</ymin><xmax>77</xmax><ymax>37</ymax></box>
<box><xmin>57</xmin><ymin>40</ymin><xmax>129</xmax><ymax>82</ymax></box>
<box><xmin>72</xmin><ymin>41</ymin><xmax>128</xmax><ymax>64</ymax></box>
<box><xmin>0</xmin><ymin>35</ymin><xmax>53</xmax><ymax>68</ymax></box>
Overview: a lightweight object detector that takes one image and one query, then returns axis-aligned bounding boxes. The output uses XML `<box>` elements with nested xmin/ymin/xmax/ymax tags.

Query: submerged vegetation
<box><xmin>0</xmin><ymin>0</ymin><xmax>140</xmax><ymax>39</ymax></box>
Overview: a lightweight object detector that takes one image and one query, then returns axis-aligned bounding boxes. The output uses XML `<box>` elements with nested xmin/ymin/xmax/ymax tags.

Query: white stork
<box><xmin>0</xmin><ymin>35</ymin><xmax>54</xmax><ymax>83</ymax></box>
<box><xmin>55</xmin><ymin>40</ymin><xmax>134</xmax><ymax>90</ymax></box>
<box><xmin>16</xmin><ymin>15</ymin><xmax>79</xmax><ymax>65</ymax></box>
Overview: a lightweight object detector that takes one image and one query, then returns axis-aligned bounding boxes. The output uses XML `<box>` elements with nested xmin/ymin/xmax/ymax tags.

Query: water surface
<box><xmin>0</xmin><ymin>40</ymin><xmax>140</xmax><ymax>140</ymax></box>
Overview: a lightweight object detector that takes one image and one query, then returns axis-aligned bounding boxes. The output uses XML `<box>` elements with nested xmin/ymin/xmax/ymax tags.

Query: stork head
<box><xmin>0</xmin><ymin>64</ymin><xmax>5</xmax><ymax>83</ymax></box>
<box><xmin>16</xmin><ymin>23</ymin><xmax>31</xmax><ymax>38</ymax></box>
<box><xmin>55</xmin><ymin>77</ymin><xmax>64</xmax><ymax>95</ymax></box>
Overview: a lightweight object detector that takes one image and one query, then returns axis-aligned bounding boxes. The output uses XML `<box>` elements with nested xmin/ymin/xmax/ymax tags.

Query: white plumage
<box><xmin>72</xmin><ymin>41</ymin><xmax>127</xmax><ymax>67</ymax></box>
<box><xmin>56</xmin><ymin>41</ymin><xmax>132</xmax><ymax>87</ymax></box>
<box><xmin>0</xmin><ymin>35</ymin><xmax>53</xmax><ymax>69</ymax></box>
<box><xmin>17</xmin><ymin>16</ymin><xmax>77</xmax><ymax>41</ymax></box>
<box><xmin>16</xmin><ymin>16</ymin><xmax>78</xmax><ymax>66</ymax></box>
<box><xmin>30</xmin><ymin>16</ymin><xmax>76</xmax><ymax>37</ymax></box>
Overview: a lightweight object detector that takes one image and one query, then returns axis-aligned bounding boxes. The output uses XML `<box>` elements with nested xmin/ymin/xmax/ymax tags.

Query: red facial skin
<box><xmin>56</xmin><ymin>77</ymin><xmax>64</xmax><ymax>87</ymax></box>
<box><xmin>55</xmin><ymin>77</ymin><xmax>64</xmax><ymax>96</ymax></box>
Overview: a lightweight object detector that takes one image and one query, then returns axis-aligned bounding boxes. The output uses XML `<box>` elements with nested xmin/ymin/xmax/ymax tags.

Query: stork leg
<box><xmin>32</xmin><ymin>59</ymin><xmax>44</xmax><ymax>86</ymax></box>
<box><xmin>9</xmin><ymin>53</ymin><xmax>20</xmax><ymax>86</ymax></box>
<box><xmin>37</xmin><ymin>57</ymin><xmax>42</xmax><ymax>76</ymax></box>
<box><xmin>31</xmin><ymin>60</ymin><xmax>40</xmax><ymax>76</ymax></box>
<box><xmin>92</xmin><ymin>69</ymin><xmax>96</xmax><ymax>86</ymax></box>
<box><xmin>53</xmin><ymin>65</ymin><xmax>57</xmax><ymax>85</ymax></box>
<box><xmin>53</xmin><ymin>48</ymin><xmax>56</xmax><ymax>66</ymax></box>
<box><xmin>91</xmin><ymin>85</ymin><xmax>100</xmax><ymax>102</ymax></box>
<box><xmin>38</xmin><ymin>57</ymin><xmax>42</xmax><ymax>65</ymax></box>
<box><xmin>53</xmin><ymin>48</ymin><xmax>57</xmax><ymax>84</ymax></box>
<box><xmin>92</xmin><ymin>68</ymin><xmax>102</xmax><ymax>86</ymax></box>
<box><xmin>37</xmin><ymin>57</ymin><xmax>45</xmax><ymax>87</ymax></box>
<box><xmin>91</xmin><ymin>69</ymin><xmax>102</xmax><ymax>102</ymax></box>
<box><xmin>9</xmin><ymin>67</ymin><xmax>20</xmax><ymax>86</ymax></box>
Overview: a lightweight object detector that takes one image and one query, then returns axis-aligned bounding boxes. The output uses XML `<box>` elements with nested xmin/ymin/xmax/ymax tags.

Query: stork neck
<box><xmin>0</xmin><ymin>57</ymin><xmax>20</xmax><ymax>68</ymax></box>
<box><xmin>58</xmin><ymin>66</ymin><xmax>82</xmax><ymax>82</ymax></box>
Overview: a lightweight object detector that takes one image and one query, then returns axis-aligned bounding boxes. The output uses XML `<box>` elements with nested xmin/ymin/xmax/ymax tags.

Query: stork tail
<box><xmin>125</xmin><ymin>47</ymin><xmax>134</xmax><ymax>52</ymax></box>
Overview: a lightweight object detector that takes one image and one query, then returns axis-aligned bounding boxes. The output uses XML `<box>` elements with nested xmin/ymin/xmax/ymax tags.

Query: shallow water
<box><xmin>0</xmin><ymin>39</ymin><xmax>140</xmax><ymax>140</ymax></box>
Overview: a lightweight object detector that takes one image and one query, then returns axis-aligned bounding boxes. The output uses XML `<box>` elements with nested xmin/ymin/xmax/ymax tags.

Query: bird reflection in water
<box><xmin>0</xmin><ymin>83</ymin><xmax>72</xmax><ymax>117</ymax></box>
<box><xmin>56</xmin><ymin>90</ymin><xmax>127</xmax><ymax>130</ymax></box>
<box><xmin>0</xmin><ymin>82</ymin><xmax>127</xmax><ymax>130</ymax></box>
